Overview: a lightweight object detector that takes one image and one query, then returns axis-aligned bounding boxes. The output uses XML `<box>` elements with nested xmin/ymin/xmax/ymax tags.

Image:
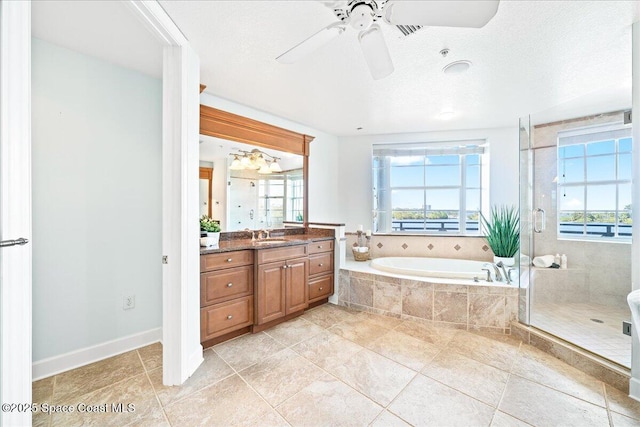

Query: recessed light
<box><xmin>443</xmin><ymin>60</ymin><xmax>472</xmax><ymax>75</ymax></box>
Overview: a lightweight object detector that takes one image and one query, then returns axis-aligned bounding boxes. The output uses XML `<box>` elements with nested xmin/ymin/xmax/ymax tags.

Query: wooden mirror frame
<box><xmin>199</xmin><ymin>104</ymin><xmax>314</xmax><ymax>226</ymax></box>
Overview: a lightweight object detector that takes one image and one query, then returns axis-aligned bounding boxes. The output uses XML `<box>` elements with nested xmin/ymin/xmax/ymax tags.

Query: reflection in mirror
<box><xmin>199</xmin><ymin>134</ymin><xmax>304</xmax><ymax>231</ymax></box>
<box><xmin>199</xmin><ymin>166</ymin><xmax>213</xmax><ymax>217</ymax></box>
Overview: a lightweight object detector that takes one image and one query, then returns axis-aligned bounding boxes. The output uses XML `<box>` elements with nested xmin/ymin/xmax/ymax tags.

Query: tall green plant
<box><xmin>480</xmin><ymin>205</ymin><xmax>520</xmax><ymax>258</ymax></box>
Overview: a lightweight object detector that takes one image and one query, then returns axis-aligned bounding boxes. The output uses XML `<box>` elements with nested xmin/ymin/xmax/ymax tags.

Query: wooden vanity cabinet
<box><xmin>200</xmin><ymin>250</ymin><xmax>254</xmax><ymax>346</ymax></box>
<box><xmin>307</xmin><ymin>240</ymin><xmax>335</xmax><ymax>303</ymax></box>
<box><xmin>255</xmin><ymin>245</ymin><xmax>309</xmax><ymax>326</ymax></box>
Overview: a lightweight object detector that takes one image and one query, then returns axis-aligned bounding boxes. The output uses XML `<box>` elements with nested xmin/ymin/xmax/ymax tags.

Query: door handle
<box><xmin>0</xmin><ymin>237</ymin><xmax>29</xmax><ymax>248</ymax></box>
<box><xmin>533</xmin><ymin>208</ymin><xmax>545</xmax><ymax>233</ymax></box>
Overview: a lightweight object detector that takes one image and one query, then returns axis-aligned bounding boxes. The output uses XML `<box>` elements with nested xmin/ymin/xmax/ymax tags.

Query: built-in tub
<box><xmin>370</xmin><ymin>256</ymin><xmax>489</xmax><ymax>280</ymax></box>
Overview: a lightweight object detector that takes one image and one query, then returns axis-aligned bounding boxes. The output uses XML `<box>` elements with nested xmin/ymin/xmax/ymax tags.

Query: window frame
<box><xmin>372</xmin><ymin>141</ymin><xmax>487</xmax><ymax>236</ymax></box>
<box><xmin>556</xmin><ymin>122</ymin><xmax>632</xmax><ymax>242</ymax></box>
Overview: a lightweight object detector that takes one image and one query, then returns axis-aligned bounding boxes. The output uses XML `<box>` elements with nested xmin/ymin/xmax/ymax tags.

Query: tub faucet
<box><xmin>481</xmin><ymin>268</ymin><xmax>493</xmax><ymax>282</ymax></box>
<box><xmin>496</xmin><ymin>261</ymin><xmax>510</xmax><ymax>284</ymax></box>
<box><xmin>257</xmin><ymin>229</ymin><xmax>270</xmax><ymax>240</ymax></box>
<box><xmin>491</xmin><ymin>263</ymin><xmax>504</xmax><ymax>282</ymax></box>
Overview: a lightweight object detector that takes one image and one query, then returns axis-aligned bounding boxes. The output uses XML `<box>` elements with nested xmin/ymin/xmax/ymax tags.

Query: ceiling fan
<box><xmin>276</xmin><ymin>0</ymin><xmax>500</xmax><ymax>80</ymax></box>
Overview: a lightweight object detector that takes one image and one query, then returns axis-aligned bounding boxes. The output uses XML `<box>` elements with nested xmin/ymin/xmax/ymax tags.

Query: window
<box><xmin>372</xmin><ymin>142</ymin><xmax>486</xmax><ymax>234</ymax></box>
<box><xmin>557</xmin><ymin>123</ymin><xmax>632</xmax><ymax>240</ymax></box>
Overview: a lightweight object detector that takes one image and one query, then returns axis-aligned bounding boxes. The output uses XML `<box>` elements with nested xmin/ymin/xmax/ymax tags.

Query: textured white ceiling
<box><xmin>32</xmin><ymin>0</ymin><xmax>162</xmax><ymax>78</ymax></box>
<box><xmin>160</xmin><ymin>0</ymin><xmax>639</xmax><ymax>135</ymax></box>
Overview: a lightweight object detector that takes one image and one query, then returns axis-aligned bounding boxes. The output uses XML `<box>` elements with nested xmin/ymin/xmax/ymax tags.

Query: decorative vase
<box><xmin>494</xmin><ymin>255</ymin><xmax>515</xmax><ymax>266</ymax></box>
<box><xmin>201</xmin><ymin>231</ymin><xmax>220</xmax><ymax>248</ymax></box>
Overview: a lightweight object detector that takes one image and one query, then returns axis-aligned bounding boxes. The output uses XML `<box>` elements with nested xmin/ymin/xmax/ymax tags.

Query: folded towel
<box><xmin>532</xmin><ymin>255</ymin><xmax>555</xmax><ymax>268</ymax></box>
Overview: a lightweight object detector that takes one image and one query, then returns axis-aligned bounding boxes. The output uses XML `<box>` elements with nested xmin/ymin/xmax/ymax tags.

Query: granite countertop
<box><xmin>200</xmin><ymin>234</ymin><xmax>334</xmax><ymax>255</ymax></box>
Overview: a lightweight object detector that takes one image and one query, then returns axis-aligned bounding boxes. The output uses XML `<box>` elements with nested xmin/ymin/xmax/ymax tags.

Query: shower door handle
<box><xmin>533</xmin><ymin>208</ymin><xmax>545</xmax><ymax>233</ymax></box>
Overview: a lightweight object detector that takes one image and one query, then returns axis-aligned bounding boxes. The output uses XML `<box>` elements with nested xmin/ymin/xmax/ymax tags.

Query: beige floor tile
<box><xmin>276</xmin><ymin>377</ymin><xmax>382</xmax><ymax>426</ymax></box>
<box><xmin>388</xmin><ymin>374</ymin><xmax>494</xmax><ymax>427</ymax></box>
<box><xmin>137</xmin><ymin>342</ymin><xmax>162</xmax><ymax>372</ymax></box>
<box><xmin>370</xmin><ymin>410</ymin><xmax>412</xmax><ymax>427</ymax></box>
<box><xmin>499</xmin><ymin>375</ymin><xmax>609</xmax><ymax>426</ymax></box>
<box><xmin>239</xmin><ymin>348</ymin><xmax>324</xmax><ymax>406</ymax></box>
<box><xmin>51</xmin><ymin>372</ymin><xmax>165</xmax><ymax>427</ymax></box>
<box><xmin>511</xmin><ymin>344</ymin><xmax>605</xmax><ymax>406</ymax></box>
<box><xmin>422</xmin><ymin>351</ymin><xmax>509</xmax><ymax>407</ymax></box>
<box><xmin>447</xmin><ymin>331</ymin><xmax>520</xmax><ymax>372</ymax></box>
<box><xmin>606</xmin><ymin>385</ymin><xmax>640</xmax><ymax>421</ymax></box>
<box><xmin>393</xmin><ymin>319</ymin><xmax>459</xmax><ymax>347</ymax></box>
<box><xmin>351</xmin><ymin>311</ymin><xmax>402</xmax><ymax>329</ymax></box>
<box><xmin>164</xmin><ymin>374</ymin><xmax>284</xmax><ymax>427</ymax></box>
<box><xmin>213</xmin><ymin>331</ymin><xmax>285</xmax><ymax>371</ymax></box>
<box><xmin>263</xmin><ymin>317</ymin><xmax>325</xmax><ymax>347</ymax></box>
<box><xmin>149</xmin><ymin>348</ymin><xmax>234</xmax><ymax>407</ymax></box>
<box><xmin>292</xmin><ymin>330</ymin><xmax>364</xmax><ymax>370</ymax></box>
<box><xmin>301</xmin><ymin>303</ymin><xmax>359</xmax><ymax>328</ymax></box>
<box><xmin>32</xmin><ymin>411</ymin><xmax>51</xmax><ymax>427</ymax></box>
<box><xmin>53</xmin><ymin>351</ymin><xmax>144</xmax><ymax>402</ymax></box>
<box><xmin>366</xmin><ymin>330</ymin><xmax>440</xmax><ymax>371</ymax></box>
<box><xmin>328</xmin><ymin>319</ymin><xmax>391</xmax><ymax>347</ymax></box>
<box><xmin>610</xmin><ymin>411</ymin><xmax>640</xmax><ymax>427</ymax></box>
<box><xmin>490</xmin><ymin>411</ymin><xmax>532</xmax><ymax>427</ymax></box>
<box><xmin>328</xmin><ymin>348</ymin><xmax>416</xmax><ymax>406</ymax></box>
<box><xmin>33</xmin><ymin>376</ymin><xmax>55</xmax><ymax>403</ymax></box>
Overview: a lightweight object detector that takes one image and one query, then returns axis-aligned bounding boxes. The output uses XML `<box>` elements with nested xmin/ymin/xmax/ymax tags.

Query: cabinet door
<box><xmin>256</xmin><ymin>261</ymin><xmax>286</xmax><ymax>325</ymax></box>
<box><xmin>285</xmin><ymin>257</ymin><xmax>309</xmax><ymax>314</ymax></box>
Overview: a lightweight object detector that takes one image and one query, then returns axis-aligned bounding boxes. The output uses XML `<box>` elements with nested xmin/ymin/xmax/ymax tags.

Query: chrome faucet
<box><xmin>496</xmin><ymin>261</ymin><xmax>510</xmax><ymax>284</ymax></box>
<box><xmin>481</xmin><ymin>267</ymin><xmax>493</xmax><ymax>282</ymax></box>
<box><xmin>491</xmin><ymin>263</ymin><xmax>504</xmax><ymax>282</ymax></box>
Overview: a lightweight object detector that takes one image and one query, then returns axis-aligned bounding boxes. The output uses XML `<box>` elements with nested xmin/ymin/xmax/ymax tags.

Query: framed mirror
<box><xmin>199</xmin><ymin>105</ymin><xmax>313</xmax><ymax>231</ymax></box>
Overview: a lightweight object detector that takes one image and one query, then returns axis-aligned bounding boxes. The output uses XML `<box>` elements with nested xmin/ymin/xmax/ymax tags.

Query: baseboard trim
<box><xmin>32</xmin><ymin>328</ymin><xmax>162</xmax><ymax>381</ymax></box>
<box><xmin>630</xmin><ymin>377</ymin><xmax>640</xmax><ymax>402</ymax></box>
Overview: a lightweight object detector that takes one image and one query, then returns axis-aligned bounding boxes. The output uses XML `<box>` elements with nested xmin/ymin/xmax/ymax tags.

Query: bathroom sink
<box><xmin>253</xmin><ymin>239</ymin><xmax>289</xmax><ymax>245</ymax></box>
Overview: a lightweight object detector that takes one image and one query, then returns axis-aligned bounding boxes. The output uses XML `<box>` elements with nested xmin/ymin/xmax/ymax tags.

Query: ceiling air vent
<box><xmin>395</xmin><ymin>24</ymin><xmax>423</xmax><ymax>36</ymax></box>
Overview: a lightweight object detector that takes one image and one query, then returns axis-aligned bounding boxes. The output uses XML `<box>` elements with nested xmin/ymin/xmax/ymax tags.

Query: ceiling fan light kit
<box><xmin>275</xmin><ymin>0</ymin><xmax>500</xmax><ymax>80</ymax></box>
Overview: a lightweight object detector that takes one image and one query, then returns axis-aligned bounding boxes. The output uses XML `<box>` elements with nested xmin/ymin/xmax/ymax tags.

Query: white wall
<box><xmin>32</xmin><ymin>38</ymin><xmax>162</xmax><ymax>362</ymax></box>
<box><xmin>338</xmin><ymin>127</ymin><xmax>519</xmax><ymax>230</ymax></box>
<box><xmin>199</xmin><ymin>93</ymin><xmax>341</xmax><ymax>223</ymax></box>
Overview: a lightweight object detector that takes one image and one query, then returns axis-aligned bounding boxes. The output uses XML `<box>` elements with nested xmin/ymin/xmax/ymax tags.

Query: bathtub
<box><xmin>370</xmin><ymin>257</ymin><xmax>489</xmax><ymax>280</ymax></box>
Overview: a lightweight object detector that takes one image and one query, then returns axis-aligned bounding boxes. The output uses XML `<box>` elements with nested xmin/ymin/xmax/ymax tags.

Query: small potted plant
<box><xmin>480</xmin><ymin>205</ymin><xmax>519</xmax><ymax>266</ymax></box>
<box><xmin>200</xmin><ymin>215</ymin><xmax>221</xmax><ymax>247</ymax></box>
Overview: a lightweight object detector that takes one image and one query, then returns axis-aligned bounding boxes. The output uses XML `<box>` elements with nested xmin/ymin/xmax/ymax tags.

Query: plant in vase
<box><xmin>480</xmin><ymin>205</ymin><xmax>519</xmax><ymax>266</ymax></box>
<box><xmin>200</xmin><ymin>215</ymin><xmax>221</xmax><ymax>247</ymax></box>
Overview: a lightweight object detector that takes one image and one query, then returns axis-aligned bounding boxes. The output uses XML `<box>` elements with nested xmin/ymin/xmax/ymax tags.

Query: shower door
<box><xmin>519</xmin><ymin>112</ymin><xmax>633</xmax><ymax>368</ymax></box>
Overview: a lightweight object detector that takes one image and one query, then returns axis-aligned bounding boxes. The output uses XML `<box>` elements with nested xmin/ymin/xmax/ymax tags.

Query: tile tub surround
<box><xmin>32</xmin><ymin>305</ymin><xmax>640</xmax><ymax>427</ymax></box>
<box><xmin>345</xmin><ymin>233</ymin><xmax>494</xmax><ymax>262</ymax></box>
<box><xmin>339</xmin><ymin>260</ymin><xmax>519</xmax><ymax>334</ymax></box>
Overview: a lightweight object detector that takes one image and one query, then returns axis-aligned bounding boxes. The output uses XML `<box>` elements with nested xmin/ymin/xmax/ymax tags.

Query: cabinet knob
<box><xmin>319</xmin><ymin>287</ymin><xmax>323</xmax><ymax>291</ymax></box>
<box><xmin>319</xmin><ymin>263</ymin><xmax>323</xmax><ymax>267</ymax></box>
<box><xmin>227</xmin><ymin>315</ymin><xmax>233</xmax><ymax>320</ymax></box>
<box><xmin>227</xmin><ymin>283</ymin><xmax>233</xmax><ymax>288</ymax></box>
<box><xmin>318</xmin><ymin>245</ymin><xmax>322</xmax><ymax>249</ymax></box>
<box><xmin>226</xmin><ymin>258</ymin><xmax>233</xmax><ymax>262</ymax></box>
<box><xmin>282</xmin><ymin>265</ymin><xmax>288</xmax><ymax>269</ymax></box>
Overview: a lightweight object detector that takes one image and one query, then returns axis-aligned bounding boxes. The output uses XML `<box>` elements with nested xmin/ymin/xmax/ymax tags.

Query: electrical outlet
<box><xmin>623</xmin><ymin>321</ymin><xmax>632</xmax><ymax>336</ymax></box>
<box><xmin>123</xmin><ymin>295</ymin><xmax>135</xmax><ymax>310</ymax></box>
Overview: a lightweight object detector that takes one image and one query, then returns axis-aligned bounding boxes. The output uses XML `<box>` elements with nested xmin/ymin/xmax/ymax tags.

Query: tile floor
<box><xmin>531</xmin><ymin>302</ymin><xmax>632</xmax><ymax>368</ymax></box>
<box><xmin>33</xmin><ymin>303</ymin><xmax>640</xmax><ymax>427</ymax></box>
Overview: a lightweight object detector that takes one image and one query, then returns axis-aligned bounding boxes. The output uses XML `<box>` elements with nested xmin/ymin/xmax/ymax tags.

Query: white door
<box><xmin>0</xmin><ymin>1</ymin><xmax>33</xmax><ymax>427</ymax></box>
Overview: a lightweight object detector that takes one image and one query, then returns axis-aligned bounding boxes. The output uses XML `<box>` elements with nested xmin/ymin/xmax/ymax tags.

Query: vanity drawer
<box><xmin>308</xmin><ymin>252</ymin><xmax>333</xmax><ymax>276</ymax></box>
<box><xmin>201</xmin><ymin>250</ymin><xmax>254</xmax><ymax>272</ymax></box>
<box><xmin>201</xmin><ymin>265</ymin><xmax>253</xmax><ymax>306</ymax></box>
<box><xmin>308</xmin><ymin>274</ymin><xmax>333</xmax><ymax>302</ymax></box>
<box><xmin>200</xmin><ymin>296</ymin><xmax>253</xmax><ymax>342</ymax></box>
<box><xmin>257</xmin><ymin>244</ymin><xmax>308</xmax><ymax>264</ymax></box>
<box><xmin>308</xmin><ymin>240</ymin><xmax>334</xmax><ymax>254</ymax></box>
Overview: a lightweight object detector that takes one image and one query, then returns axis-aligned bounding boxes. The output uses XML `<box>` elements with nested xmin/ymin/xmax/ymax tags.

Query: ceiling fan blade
<box><xmin>276</xmin><ymin>22</ymin><xmax>345</xmax><ymax>64</ymax></box>
<box><xmin>358</xmin><ymin>25</ymin><xmax>394</xmax><ymax>80</ymax></box>
<box><xmin>385</xmin><ymin>0</ymin><xmax>500</xmax><ymax>28</ymax></box>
